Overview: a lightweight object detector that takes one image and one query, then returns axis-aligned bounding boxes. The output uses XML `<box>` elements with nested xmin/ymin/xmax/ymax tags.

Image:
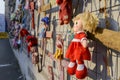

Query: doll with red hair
<box><xmin>66</xmin><ymin>12</ymin><xmax>99</xmax><ymax>79</ymax></box>
<box><xmin>26</xmin><ymin>35</ymin><xmax>38</xmax><ymax>54</ymax></box>
<box><xmin>19</xmin><ymin>28</ymin><xmax>29</xmax><ymax>38</ymax></box>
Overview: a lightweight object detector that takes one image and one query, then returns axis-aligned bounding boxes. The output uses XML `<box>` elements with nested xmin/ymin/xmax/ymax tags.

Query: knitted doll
<box><xmin>66</xmin><ymin>12</ymin><xmax>99</xmax><ymax>79</ymax></box>
<box><xmin>54</xmin><ymin>34</ymin><xmax>63</xmax><ymax>60</ymax></box>
<box><xmin>56</xmin><ymin>0</ymin><xmax>72</xmax><ymax>25</ymax></box>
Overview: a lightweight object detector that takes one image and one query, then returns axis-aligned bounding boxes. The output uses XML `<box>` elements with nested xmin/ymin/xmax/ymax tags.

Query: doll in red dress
<box><xmin>66</xmin><ymin>12</ymin><xmax>99</xmax><ymax>79</ymax></box>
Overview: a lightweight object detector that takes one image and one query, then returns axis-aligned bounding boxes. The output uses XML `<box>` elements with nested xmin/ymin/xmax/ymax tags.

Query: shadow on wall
<box><xmin>88</xmin><ymin>40</ymin><xmax>120</xmax><ymax>79</ymax></box>
<box><xmin>98</xmin><ymin>17</ymin><xmax>119</xmax><ymax>31</ymax></box>
<box><xmin>87</xmin><ymin>16</ymin><xmax>120</xmax><ymax>79</ymax></box>
<box><xmin>52</xmin><ymin>16</ymin><xmax>57</xmax><ymax>54</ymax></box>
<box><xmin>88</xmin><ymin>41</ymin><xmax>110</xmax><ymax>80</ymax></box>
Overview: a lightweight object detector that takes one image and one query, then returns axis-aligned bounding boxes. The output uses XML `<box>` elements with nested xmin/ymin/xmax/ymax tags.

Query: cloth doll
<box><xmin>39</xmin><ymin>17</ymin><xmax>50</xmax><ymax>39</ymax></box>
<box><xmin>65</xmin><ymin>12</ymin><xmax>99</xmax><ymax>79</ymax></box>
<box><xmin>20</xmin><ymin>28</ymin><xmax>29</xmax><ymax>38</ymax></box>
<box><xmin>26</xmin><ymin>35</ymin><xmax>38</xmax><ymax>57</ymax></box>
<box><xmin>24</xmin><ymin>0</ymin><xmax>29</xmax><ymax>10</ymax></box>
<box><xmin>54</xmin><ymin>34</ymin><xmax>63</xmax><ymax>60</ymax></box>
<box><xmin>56</xmin><ymin>0</ymin><xmax>72</xmax><ymax>25</ymax></box>
<box><xmin>30</xmin><ymin>0</ymin><xmax>35</xmax><ymax>29</ymax></box>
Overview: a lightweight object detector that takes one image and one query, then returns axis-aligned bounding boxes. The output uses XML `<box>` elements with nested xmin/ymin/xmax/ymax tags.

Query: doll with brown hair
<box><xmin>66</xmin><ymin>12</ymin><xmax>99</xmax><ymax>79</ymax></box>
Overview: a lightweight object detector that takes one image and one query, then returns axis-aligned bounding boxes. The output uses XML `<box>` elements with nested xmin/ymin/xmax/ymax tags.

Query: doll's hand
<box><xmin>81</xmin><ymin>39</ymin><xmax>88</xmax><ymax>48</ymax></box>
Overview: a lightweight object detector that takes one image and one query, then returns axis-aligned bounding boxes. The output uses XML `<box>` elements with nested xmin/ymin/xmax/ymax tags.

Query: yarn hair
<box><xmin>73</xmin><ymin>12</ymin><xmax>99</xmax><ymax>33</ymax></box>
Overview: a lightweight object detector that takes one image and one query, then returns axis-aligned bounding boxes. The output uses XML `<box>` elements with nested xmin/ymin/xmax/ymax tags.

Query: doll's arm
<box><xmin>81</xmin><ymin>38</ymin><xmax>88</xmax><ymax>48</ymax></box>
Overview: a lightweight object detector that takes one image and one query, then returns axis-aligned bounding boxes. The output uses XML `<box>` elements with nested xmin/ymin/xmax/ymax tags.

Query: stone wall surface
<box><xmin>6</xmin><ymin>0</ymin><xmax>120</xmax><ymax>80</ymax></box>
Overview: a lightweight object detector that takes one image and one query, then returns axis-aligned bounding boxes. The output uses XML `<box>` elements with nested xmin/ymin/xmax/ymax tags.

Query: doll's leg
<box><xmin>76</xmin><ymin>60</ymin><xmax>87</xmax><ymax>79</ymax></box>
<box><xmin>67</xmin><ymin>60</ymin><xmax>77</xmax><ymax>75</ymax></box>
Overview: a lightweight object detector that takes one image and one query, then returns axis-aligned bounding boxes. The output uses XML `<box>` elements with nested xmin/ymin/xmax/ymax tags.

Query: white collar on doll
<box><xmin>76</xmin><ymin>31</ymin><xmax>85</xmax><ymax>34</ymax></box>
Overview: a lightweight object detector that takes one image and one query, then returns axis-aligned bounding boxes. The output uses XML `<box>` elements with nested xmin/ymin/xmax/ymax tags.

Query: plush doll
<box><xmin>26</xmin><ymin>35</ymin><xmax>38</xmax><ymax>57</ymax></box>
<box><xmin>65</xmin><ymin>12</ymin><xmax>99</xmax><ymax>79</ymax></box>
<box><xmin>24</xmin><ymin>0</ymin><xmax>29</xmax><ymax>10</ymax></box>
<box><xmin>56</xmin><ymin>0</ymin><xmax>72</xmax><ymax>25</ymax></box>
<box><xmin>39</xmin><ymin>17</ymin><xmax>50</xmax><ymax>39</ymax></box>
<box><xmin>54</xmin><ymin>34</ymin><xmax>63</xmax><ymax>60</ymax></box>
<box><xmin>20</xmin><ymin>28</ymin><xmax>29</xmax><ymax>38</ymax></box>
<box><xmin>30</xmin><ymin>0</ymin><xmax>35</xmax><ymax>29</ymax></box>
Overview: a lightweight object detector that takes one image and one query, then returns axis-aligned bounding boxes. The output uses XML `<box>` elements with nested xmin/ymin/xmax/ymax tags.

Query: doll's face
<box><xmin>73</xmin><ymin>19</ymin><xmax>83</xmax><ymax>33</ymax></box>
<box><xmin>41</xmin><ymin>22</ymin><xmax>47</xmax><ymax>28</ymax></box>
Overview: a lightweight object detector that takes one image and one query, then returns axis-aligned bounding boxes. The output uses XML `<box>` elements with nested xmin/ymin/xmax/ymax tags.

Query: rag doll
<box><xmin>19</xmin><ymin>28</ymin><xmax>29</xmax><ymax>38</ymax></box>
<box><xmin>39</xmin><ymin>17</ymin><xmax>50</xmax><ymax>39</ymax></box>
<box><xmin>26</xmin><ymin>35</ymin><xmax>38</xmax><ymax>57</ymax></box>
<box><xmin>54</xmin><ymin>34</ymin><xmax>63</xmax><ymax>60</ymax></box>
<box><xmin>26</xmin><ymin>35</ymin><xmax>40</xmax><ymax>72</ymax></box>
<box><xmin>56</xmin><ymin>0</ymin><xmax>72</xmax><ymax>25</ymax></box>
<box><xmin>30</xmin><ymin>0</ymin><xmax>35</xmax><ymax>29</ymax></box>
<box><xmin>66</xmin><ymin>12</ymin><xmax>99</xmax><ymax>79</ymax></box>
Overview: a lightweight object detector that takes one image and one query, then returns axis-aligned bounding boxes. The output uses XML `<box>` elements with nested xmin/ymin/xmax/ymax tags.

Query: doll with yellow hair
<box><xmin>66</xmin><ymin>12</ymin><xmax>99</xmax><ymax>79</ymax></box>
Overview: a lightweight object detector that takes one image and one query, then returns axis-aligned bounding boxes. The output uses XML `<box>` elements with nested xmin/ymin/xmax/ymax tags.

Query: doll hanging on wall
<box><xmin>39</xmin><ymin>17</ymin><xmax>50</xmax><ymax>39</ymax></box>
<box><xmin>56</xmin><ymin>0</ymin><xmax>72</xmax><ymax>25</ymax></box>
<box><xmin>54</xmin><ymin>34</ymin><xmax>63</xmax><ymax>60</ymax></box>
<box><xmin>65</xmin><ymin>12</ymin><xmax>99</xmax><ymax>79</ymax></box>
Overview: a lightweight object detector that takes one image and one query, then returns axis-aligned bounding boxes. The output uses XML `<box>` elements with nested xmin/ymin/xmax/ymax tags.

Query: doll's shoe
<box><xmin>67</xmin><ymin>62</ymin><xmax>77</xmax><ymax>75</ymax></box>
<box><xmin>76</xmin><ymin>64</ymin><xmax>87</xmax><ymax>79</ymax></box>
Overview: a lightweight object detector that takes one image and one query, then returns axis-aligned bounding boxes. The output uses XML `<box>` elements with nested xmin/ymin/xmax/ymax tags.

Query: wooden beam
<box><xmin>87</xmin><ymin>27</ymin><xmax>120</xmax><ymax>52</ymax></box>
<box><xmin>40</xmin><ymin>3</ymin><xmax>51</xmax><ymax>12</ymax></box>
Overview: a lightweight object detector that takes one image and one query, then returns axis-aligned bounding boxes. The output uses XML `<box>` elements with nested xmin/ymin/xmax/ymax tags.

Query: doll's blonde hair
<box><xmin>73</xmin><ymin>12</ymin><xmax>99</xmax><ymax>33</ymax></box>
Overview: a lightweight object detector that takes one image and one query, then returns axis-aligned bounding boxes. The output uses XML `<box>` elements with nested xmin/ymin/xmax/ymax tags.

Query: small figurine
<box><xmin>54</xmin><ymin>34</ymin><xmax>63</xmax><ymax>60</ymax></box>
<box><xmin>39</xmin><ymin>17</ymin><xmax>50</xmax><ymax>39</ymax></box>
<box><xmin>65</xmin><ymin>12</ymin><xmax>99</xmax><ymax>79</ymax></box>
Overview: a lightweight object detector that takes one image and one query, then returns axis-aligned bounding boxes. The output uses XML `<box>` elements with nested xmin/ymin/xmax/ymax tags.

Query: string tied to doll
<box><xmin>83</xmin><ymin>0</ymin><xmax>87</xmax><ymax>12</ymax></box>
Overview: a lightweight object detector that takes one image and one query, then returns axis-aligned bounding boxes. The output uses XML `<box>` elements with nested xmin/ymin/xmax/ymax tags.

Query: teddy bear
<box><xmin>56</xmin><ymin>0</ymin><xmax>72</xmax><ymax>25</ymax></box>
<box><xmin>65</xmin><ymin>12</ymin><xmax>99</xmax><ymax>79</ymax></box>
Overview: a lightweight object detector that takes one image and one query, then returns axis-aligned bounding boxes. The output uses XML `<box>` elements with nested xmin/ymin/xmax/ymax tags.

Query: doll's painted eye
<box><xmin>75</xmin><ymin>22</ymin><xmax>78</xmax><ymax>25</ymax></box>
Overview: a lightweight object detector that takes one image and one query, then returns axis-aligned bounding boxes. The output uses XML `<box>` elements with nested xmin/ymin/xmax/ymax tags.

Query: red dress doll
<box><xmin>65</xmin><ymin>12</ymin><xmax>99</xmax><ymax>79</ymax></box>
